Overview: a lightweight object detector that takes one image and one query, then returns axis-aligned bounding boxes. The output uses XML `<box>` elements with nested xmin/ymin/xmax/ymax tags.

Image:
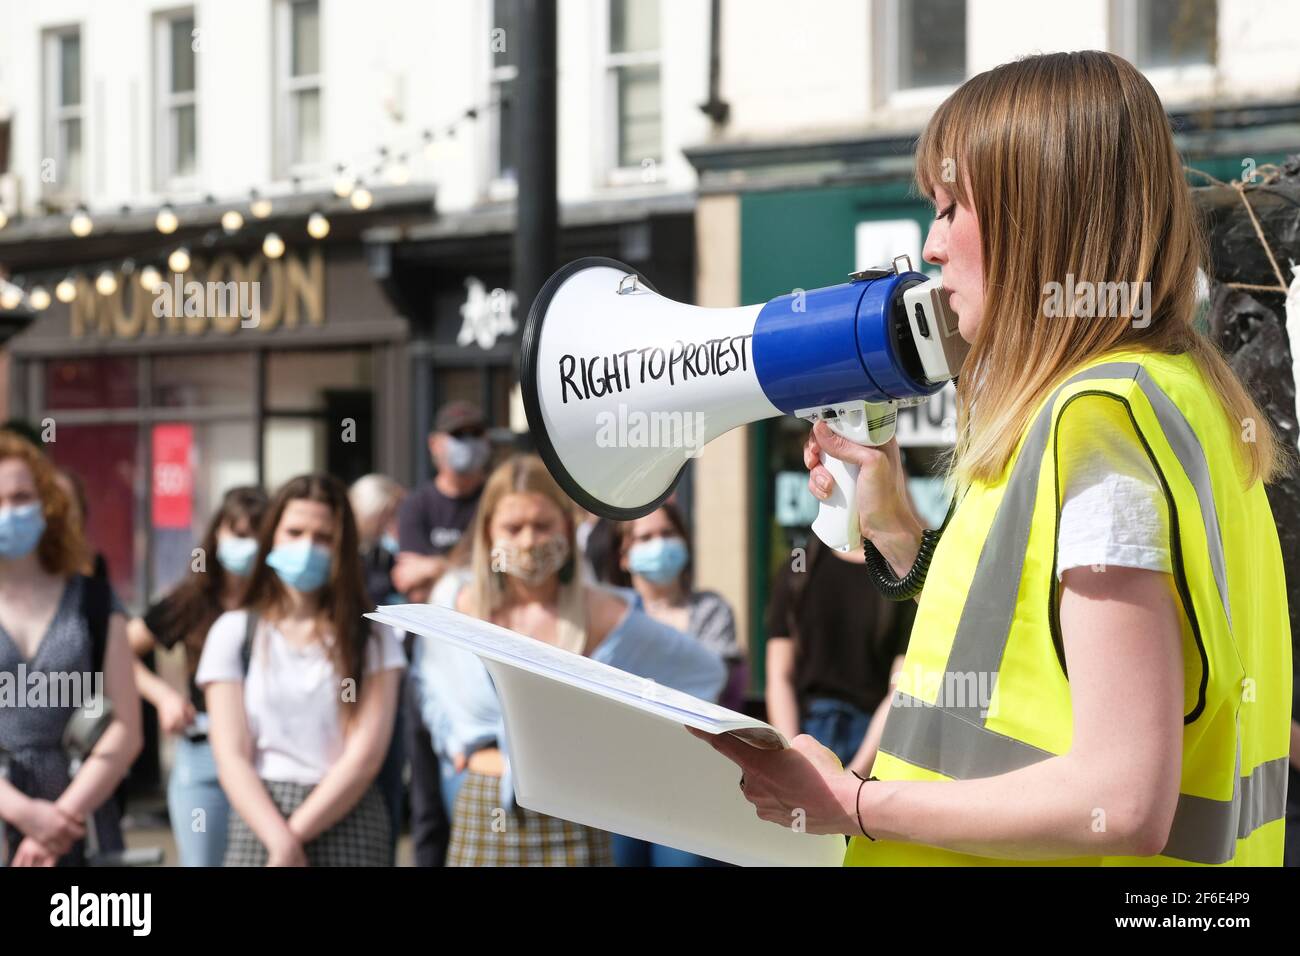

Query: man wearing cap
<box><xmin>393</xmin><ymin>399</ymin><xmax>491</xmax><ymax>866</ymax></box>
<box><xmin>393</xmin><ymin>400</ymin><xmax>491</xmax><ymax>602</ymax></box>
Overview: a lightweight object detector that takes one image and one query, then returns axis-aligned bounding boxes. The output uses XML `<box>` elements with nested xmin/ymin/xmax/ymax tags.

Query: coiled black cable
<box><xmin>863</xmin><ymin>527</ymin><xmax>942</xmax><ymax>601</ymax></box>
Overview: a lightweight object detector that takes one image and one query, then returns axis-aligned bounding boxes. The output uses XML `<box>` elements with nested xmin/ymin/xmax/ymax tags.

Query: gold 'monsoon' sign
<box><xmin>71</xmin><ymin>247</ymin><xmax>324</xmax><ymax>339</ymax></box>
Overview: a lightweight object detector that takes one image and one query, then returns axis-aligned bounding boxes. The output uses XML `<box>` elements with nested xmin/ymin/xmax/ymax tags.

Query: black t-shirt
<box><xmin>397</xmin><ymin>480</ymin><xmax>483</xmax><ymax>558</ymax></box>
<box><xmin>361</xmin><ymin>543</ymin><xmax>398</xmax><ymax>607</ymax></box>
<box><xmin>143</xmin><ymin>593</ymin><xmax>207</xmax><ymax>713</ymax></box>
<box><xmin>764</xmin><ymin>540</ymin><xmax>915</xmax><ymax>716</ymax></box>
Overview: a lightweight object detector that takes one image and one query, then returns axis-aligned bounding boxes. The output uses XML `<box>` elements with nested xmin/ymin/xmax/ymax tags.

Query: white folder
<box><xmin>368</xmin><ymin>603</ymin><xmax>847</xmax><ymax>867</ymax></box>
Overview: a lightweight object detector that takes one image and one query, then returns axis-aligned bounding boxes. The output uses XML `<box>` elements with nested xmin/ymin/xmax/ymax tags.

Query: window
<box><xmin>606</xmin><ymin>0</ymin><xmax>662</xmax><ymax>177</ymax></box>
<box><xmin>45</xmin><ymin>356</ymin><xmax>139</xmax><ymax>410</ymax></box>
<box><xmin>43</xmin><ymin>26</ymin><xmax>84</xmax><ymax>198</ymax></box>
<box><xmin>488</xmin><ymin>0</ymin><xmax>518</xmax><ymax>188</ymax></box>
<box><xmin>276</xmin><ymin>0</ymin><xmax>322</xmax><ymax>177</ymax></box>
<box><xmin>156</xmin><ymin>10</ymin><xmax>198</xmax><ymax>188</ymax></box>
<box><xmin>887</xmin><ymin>0</ymin><xmax>966</xmax><ymax>94</ymax></box>
<box><xmin>263</xmin><ymin>349</ymin><xmax>374</xmax><ymax>489</ymax></box>
<box><xmin>150</xmin><ymin>419</ymin><xmax>258</xmax><ymax>598</ymax></box>
<box><xmin>152</xmin><ymin>352</ymin><xmax>256</xmax><ymax>410</ymax></box>
<box><xmin>1122</xmin><ymin>0</ymin><xmax>1217</xmax><ymax>69</ymax></box>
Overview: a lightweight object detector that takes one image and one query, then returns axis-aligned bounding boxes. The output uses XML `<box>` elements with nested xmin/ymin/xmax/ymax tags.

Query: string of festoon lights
<box><xmin>0</xmin><ymin>97</ymin><xmax>500</xmax><ymax>313</ymax></box>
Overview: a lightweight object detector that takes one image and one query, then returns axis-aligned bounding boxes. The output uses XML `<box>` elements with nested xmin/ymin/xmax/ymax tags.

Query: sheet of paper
<box><xmin>371</xmin><ymin>602</ymin><xmax>774</xmax><ymax>736</ymax></box>
<box><xmin>368</xmin><ymin>603</ymin><xmax>846</xmax><ymax>866</ymax></box>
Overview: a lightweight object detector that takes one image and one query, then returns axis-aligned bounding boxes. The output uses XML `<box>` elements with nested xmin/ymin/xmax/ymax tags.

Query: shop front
<box><xmin>6</xmin><ymin>240</ymin><xmax>409</xmax><ymax>612</ymax></box>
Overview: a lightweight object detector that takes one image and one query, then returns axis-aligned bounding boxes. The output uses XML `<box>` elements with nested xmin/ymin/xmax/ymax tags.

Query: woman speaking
<box><xmin>692</xmin><ymin>50</ymin><xmax>1292</xmax><ymax>866</ymax></box>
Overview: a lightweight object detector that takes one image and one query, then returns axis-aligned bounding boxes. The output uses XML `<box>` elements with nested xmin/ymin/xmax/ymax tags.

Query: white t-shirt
<box><xmin>1055</xmin><ymin>395</ymin><xmax>1172</xmax><ymax>580</ymax></box>
<box><xmin>195</xmin><ymin>609</ymin><xmax>406</xmax><ymax>785</ymax></box>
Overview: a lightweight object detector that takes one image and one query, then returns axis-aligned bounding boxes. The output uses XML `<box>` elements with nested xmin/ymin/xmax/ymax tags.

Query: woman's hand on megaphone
<box><xmin>806</xmin><ymin>421</ymin><xmax>924</xmax><ymax>576</ymax></box>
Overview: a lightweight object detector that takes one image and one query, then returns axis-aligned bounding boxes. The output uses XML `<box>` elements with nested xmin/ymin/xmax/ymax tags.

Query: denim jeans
<box><xmin>612</xmin><ymin>834</ymin><xmax>727</xmax><ymax>867</ymax></box>
<box><xmin>167</xmin><ymin>735</ymin><xmax>230</xmax><ymax>867</ymax></box>
<box><xmin>438</xmin><ymin>751</ymin><xmax>467</xmax><ymax>820</ymax></box>
<box><xmin>801</xmin><ymin>697</ymin><xmax>873</xmax><ymax>769</ymax></box>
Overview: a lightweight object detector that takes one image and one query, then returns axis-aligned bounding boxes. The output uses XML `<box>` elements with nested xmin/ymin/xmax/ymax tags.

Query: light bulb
<box><xmin>29</xmin><ymin>286</ymin><xmax>51</xmax><ymax>310</ymax></box>
<box><xmin>0</xmin><ymin>285</ymin><xmax>21</xmax><ymax>310</ymax></box>
<box><xmin>350</xmin><ymin>186</ymin><xmax>373</xmax><ymax>211</ymax></box>
<box><xmin>307</xmin><ymin>212</ymin><xmax>330</xmax><ymax>239</ymax></box>
<box><xmin>95</xmin><ymin>270</ymin><xmax>118</xmax><ymax>296</ymax></box>
<box><xmin>221</xmin><ymin>209</ymin><xmax>244</xmax><ymax>234</ymax></box>
<box><xmin>262</xmin><ymin>232</ymin><xmax>285</xmax><ymax>259</ymax></box>
<box><xmin>155</xmin><ymin>204</ymin><xmax>179</xmax><ymax>234</ymax></box>
<box><xmin>0</xmin><ymin>209</ymin><xmax>8</xmax><ymax>230</ymax></box>
<box><xmin>70</xmin><ymin>208</ymin><xmax>93</xmax><ymax>237</ymax></box>
<box><xmin>168</xmin><ymin>247</ymin><xmax>191</xmax><ymax>273</ymax></box>
<box><xmin>333</xmin><ymin>170</ymin><xmax>355</xmax><ymax>198</ymax></box>
<box><xmin>140</xmin><ymin>265</ymin><xmax>163</xmax><ymax>291</ymax></box>
<box><xmin>250</xmin><ymin>194</ymin><xmax>273</xmax><ymax>219</ymax></box>
<box><xmin>56</xmin><ymin>277</ymin><xmax>78</xmax><ymax>302</ymax></box>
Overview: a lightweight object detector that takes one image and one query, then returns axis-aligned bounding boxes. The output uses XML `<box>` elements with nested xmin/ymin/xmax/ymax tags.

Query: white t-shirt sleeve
<box><xmin>194</xmin><ymin>609</ymin><xmax>252</xmax><ymax>686</ymax></box>
<box><xmin>1056</xmin><ymin>396</ymin><xmax>1172</xmax><ymax>580</ymax></box>
<box><xmin>364</xmin><ymin>621</ymin><xmax>407</xmax><ymax>675</ymax></box>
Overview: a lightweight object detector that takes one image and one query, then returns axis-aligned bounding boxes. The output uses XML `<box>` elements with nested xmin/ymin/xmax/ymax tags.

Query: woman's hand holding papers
<box><xmin>685</xmin><ymin>726</ymin><xmax>864</xmax><ymax>837</ymax></box>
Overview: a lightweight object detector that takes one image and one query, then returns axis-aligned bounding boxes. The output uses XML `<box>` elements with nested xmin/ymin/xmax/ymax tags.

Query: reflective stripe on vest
<box><xmin>876</xmin><ymin>361</ymin><xmax>1286</xmax><ymax>865</ymax></box>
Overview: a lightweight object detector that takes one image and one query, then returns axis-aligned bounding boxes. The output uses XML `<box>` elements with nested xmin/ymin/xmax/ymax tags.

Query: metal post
<box><xmin>511</xmin><ymin>0</ymin><xmax>558</xmax><ymax>378</ymax></box>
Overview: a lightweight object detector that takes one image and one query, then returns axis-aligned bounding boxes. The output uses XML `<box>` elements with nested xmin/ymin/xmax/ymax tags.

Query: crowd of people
<box><xmin>0</xmin><ymin>399</ymin><xmax>912</xmax><ymax>867</ymax></box>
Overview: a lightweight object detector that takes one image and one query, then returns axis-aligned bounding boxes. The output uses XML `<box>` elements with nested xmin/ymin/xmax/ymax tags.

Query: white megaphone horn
<box><xmin>520</xmin><ymin>255</ymin><xmax>968</xmax><ymax>552</ymax></box>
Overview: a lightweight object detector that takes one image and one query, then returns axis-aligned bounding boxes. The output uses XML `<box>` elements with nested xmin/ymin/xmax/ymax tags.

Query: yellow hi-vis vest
<box><xmin>845</xmin><ymin>348</ymin><xmax>1292</xmax><ymax>866</ymax></box>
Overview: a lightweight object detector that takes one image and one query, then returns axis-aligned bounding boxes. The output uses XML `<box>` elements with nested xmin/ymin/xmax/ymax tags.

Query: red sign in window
<box><xmin>152</xmin><ymin>424</ymin><xmax>194</xmax><ymax>530</ymax></box>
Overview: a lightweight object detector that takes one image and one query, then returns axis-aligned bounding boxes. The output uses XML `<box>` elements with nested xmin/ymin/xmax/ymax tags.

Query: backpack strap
<box><xmin>80</xmin><ymin>573</ymin><xmax>112</xmax><ymax>673</ymax></box>
<box><xmin>240</xmin><ymin>611</ymin><xmax>260</xmax><ymax>676</ymax></box>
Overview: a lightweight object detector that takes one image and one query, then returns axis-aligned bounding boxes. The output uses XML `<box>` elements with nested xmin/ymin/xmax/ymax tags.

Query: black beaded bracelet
<box><xmin>864</xmin><ymin>527</ymin><xmax>942</xmax><ymax>601</ymax></box>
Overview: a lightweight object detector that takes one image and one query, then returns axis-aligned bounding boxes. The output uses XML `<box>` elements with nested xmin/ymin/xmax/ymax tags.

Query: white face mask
<box><xmin>491</xmin><ymin>535</ymin><xmax>571</xmax><ymax>586</ymax></box>
<box><xmin>444</xmin><ymin>435</ymin><xmax>491</xmax><ymax>474</ymax></box>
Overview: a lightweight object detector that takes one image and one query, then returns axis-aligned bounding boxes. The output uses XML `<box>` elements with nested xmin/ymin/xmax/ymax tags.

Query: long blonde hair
<box><xmin>467</xmin><ymin>454</ymin><xmax>577</xmax><ymax>618</ymax></box>
<box><xmin>914</xmin><ymin>50</ymin><xmax>1285</xmax><ymax>489</ymax></box>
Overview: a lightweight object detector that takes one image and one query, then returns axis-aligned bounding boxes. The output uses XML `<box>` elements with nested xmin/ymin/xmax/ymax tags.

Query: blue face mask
<box><xmin>216</xmin><ymin>536</ymin><xmax>259</xmax><ymax>576</ymax></box>
<box><xmin>0</xmin><ymin>503</ymin><xmax>47</xmax><ymax>560</ymax></box>
<box><xmin>627</xmin><ymin>536</ymin><xmax>689</xmax><ymax>584</ymax></box>
<box><xmin>266</xmin><ymin>539</ymin><xmax>334</xmax><ymax>593</ymax></box>
<box><xmin>379</xmin><ymin>532</ymin><xmax>400</xmax><ymax>556</ymax></box>
<box><xmin>444</xmin><ymin>435</ymin><xmax>491</xmax><ymax>475</ymax></box>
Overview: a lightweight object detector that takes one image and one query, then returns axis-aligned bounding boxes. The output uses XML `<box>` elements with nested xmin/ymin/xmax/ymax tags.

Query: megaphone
<box><xmin>520</xmin><ymin>255</ymin><xmax>968</xmax><ymax>552</ymax></box>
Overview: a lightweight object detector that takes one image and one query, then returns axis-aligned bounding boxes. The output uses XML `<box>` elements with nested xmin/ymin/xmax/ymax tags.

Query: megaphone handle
<box><xmin>809</xmin><ymin>402</ymin><xmax>898</xmax><ymax>553</ymax></box>
<box><xmin>811</xmin><ymin>451</ymin><xmax>862</xmax><ymax>553</ymax></box>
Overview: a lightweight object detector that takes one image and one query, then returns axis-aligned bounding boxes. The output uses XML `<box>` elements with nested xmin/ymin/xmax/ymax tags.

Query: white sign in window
<box><xmin>854</xmin><ymin>219</ymin><xmax>923</xmax><ymax>274</ymax></box>
<box><xmin>895</xmin><ymin>380</ymin><xmax>957</xmax><ymax>448</ymax></box>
